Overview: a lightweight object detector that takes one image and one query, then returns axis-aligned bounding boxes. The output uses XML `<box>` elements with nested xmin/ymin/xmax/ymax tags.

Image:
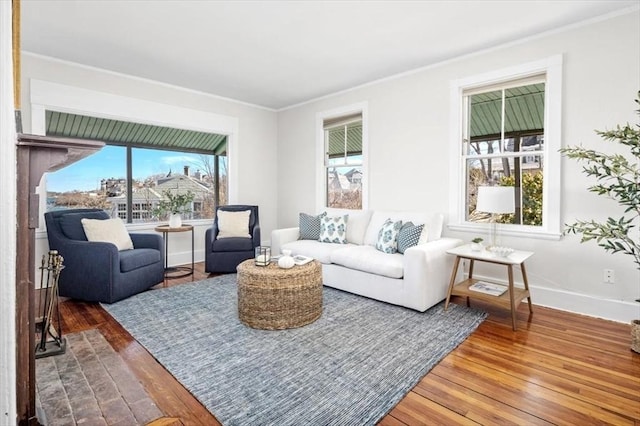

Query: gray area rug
<box><xmin>103</xmin><ymin>274</ymin><xmax>486</xmax><ymax>425</ymax></box>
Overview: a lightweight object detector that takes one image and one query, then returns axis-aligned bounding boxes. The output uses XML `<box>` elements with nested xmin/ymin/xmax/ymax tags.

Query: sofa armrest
<box><xmin>402</xmin><ymin>238</ymin><xmax>464</xmax><ymax>311</ymax></box>
<box><xmin>271</xmin><ymin>227</ymin><xmax>300</xmax><ymax>255</ymax></box>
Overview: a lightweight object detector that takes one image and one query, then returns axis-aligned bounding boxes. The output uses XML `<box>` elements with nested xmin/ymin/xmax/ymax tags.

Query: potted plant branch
<box><xmin>470</xmin><ymin>237</ymin><xmax>484</xmax><ymax>251</ymax></box>
<box><xmin>154</xmin><ymin>189</ymin><xmax>195</xmax><ymax>228</ymax></box>
<box><xmin>560</xmin><ymin>91</ymin><xmax>640</xmax><ymax>353</ymax></box>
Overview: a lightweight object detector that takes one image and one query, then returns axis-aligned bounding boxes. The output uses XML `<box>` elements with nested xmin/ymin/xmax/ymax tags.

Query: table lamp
<box><xmin>476</xmin><ymin>186</ymin><xmax>515</xmax><ymax>248</ymax></box>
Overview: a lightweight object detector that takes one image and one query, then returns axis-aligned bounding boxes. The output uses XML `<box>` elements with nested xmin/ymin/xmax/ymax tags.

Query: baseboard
<box><xmin>166</xmin><ymin>249</ymin><xmax>205</xmax><ymax>268</ymax></box>
<box><xmin>162</xmin><ymin>255</ymin><xmax>640</xmax><ymax>323</ymax></box>
<box><xmin>530</xmin><ymin>285</ymin><xmax>638</xmax><ymax>324</ymax></box>
<box><xmin>471</xmin><ymin>273</ymin><xmax>638</xmax><ymax>324</ymax></box>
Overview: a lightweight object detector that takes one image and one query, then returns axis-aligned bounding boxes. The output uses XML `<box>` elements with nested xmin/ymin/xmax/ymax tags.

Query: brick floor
<box><xmin>36</xmin><ymin>329</ymin><xmax>163</xmax><ymax>426</ymax></box>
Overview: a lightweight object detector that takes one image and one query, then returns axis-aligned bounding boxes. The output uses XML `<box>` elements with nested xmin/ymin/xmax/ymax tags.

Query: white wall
<box><xmin>20</xmin><ymin>54</ymin><xmax>279</xmax><ymax>270</ymax></box>
<box><xmin>17</xmin><ymin>11</ymin><xmax>640</xmax><ymax>323</ymax></box>
<box><xmin>0</xmin><ymin>1</ymin><xmax>17</xmax><ymax>421</ymax></box>
<box><xmin>277</xmin><ymin>11</ymin><xmax>640</xmax><ymax>322</ymax></box>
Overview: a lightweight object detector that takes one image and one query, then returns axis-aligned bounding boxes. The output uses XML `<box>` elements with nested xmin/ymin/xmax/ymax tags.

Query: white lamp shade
<box><xmin>476</xmin><ymin>186</ymin><xmax>515</xmax><ymax>214</ymax></box>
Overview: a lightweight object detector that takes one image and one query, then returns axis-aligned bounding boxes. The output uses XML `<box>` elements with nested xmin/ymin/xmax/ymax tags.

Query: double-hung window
<box><xmin>317</xmin><ymin>102</ymin><xmax>368</xmax><ymax>210</ymax></box>
<box><xmin>450</xmin><ymin>56</ymin><xmax>563</xmax><ymax>238</ymax></box>
<box><xmin>464</xmin><ymin>78</ymin><xmax>545</xmax><ymax>225</ymax></box>
<box><xmin>324</xmin><ymin>114</ymin><xmax>363</xmax><ymax>209</ymax></box>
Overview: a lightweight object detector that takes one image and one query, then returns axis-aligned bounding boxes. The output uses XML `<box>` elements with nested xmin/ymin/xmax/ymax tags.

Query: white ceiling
<box><xmin>21</xmin><ymin>0</ymin><xmax>639</xmax><ymax>110</ymax></box>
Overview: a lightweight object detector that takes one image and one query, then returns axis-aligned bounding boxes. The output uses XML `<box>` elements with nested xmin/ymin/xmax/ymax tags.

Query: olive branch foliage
<box><xmin>560</xmin><ymin>92</ymin><xmax>640</xmax><ymax>269</ymax></box>
<box><xmin>153</xmin><ymin>189</ymin><xmax>195</xmax><ymax>216</ymax></box>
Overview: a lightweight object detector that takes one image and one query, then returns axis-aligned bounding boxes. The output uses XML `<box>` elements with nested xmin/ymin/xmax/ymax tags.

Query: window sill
<box><xmin>447</xmin><ymin>222</ymin><xmax>562</xmax><ymax>241</ymax></box>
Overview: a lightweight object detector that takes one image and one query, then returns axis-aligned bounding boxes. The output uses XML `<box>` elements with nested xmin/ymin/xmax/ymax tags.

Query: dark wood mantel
<box><xmin>15</xmin><ymin>134</ymin><xmax>104</xmax><ymax>425</ymax></box>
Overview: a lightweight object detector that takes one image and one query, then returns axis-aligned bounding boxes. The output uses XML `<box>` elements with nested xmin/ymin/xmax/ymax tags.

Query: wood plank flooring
<box><xmin>55</xmin><ymin>262</ymin><xmax>640</xmax><ymax>425</ymax></box>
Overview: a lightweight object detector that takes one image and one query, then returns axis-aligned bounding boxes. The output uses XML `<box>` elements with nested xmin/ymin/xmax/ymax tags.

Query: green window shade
<box><xmin>326</xmin><ymin>120</ymin><xmax>362</xmax><ymax>158</ymax></box>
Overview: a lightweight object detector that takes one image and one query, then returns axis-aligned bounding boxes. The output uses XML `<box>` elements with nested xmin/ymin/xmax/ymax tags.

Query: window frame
<box><xmin>448</xmin><ymin>55</ymin><xmax>563</xmax><ymax>240</ymax></box>
<box><xmin>324</xmin><ymin>116</ymin><xmax>364</xmax><ymax>209</ymax></box>
<box><xmin>316</xmin><ymin>102</ymin><xmax>369</xmax><ymax>211</ymax></box>
<box><xmin>29</xmin><ymin>79</ymin><xmax>239</xmax><ymax>230</ymax></box>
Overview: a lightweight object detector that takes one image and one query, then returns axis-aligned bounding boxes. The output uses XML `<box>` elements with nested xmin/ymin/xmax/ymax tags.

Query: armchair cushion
<box><xmin>119</xmin><ymin>248</ymin><xmax>162</xmax><ymax>273</ymax></box>
<box><xmin>217</xmin><ymin>209</ymin><xmax>251</xmax><ymax>238</ymax></box>
<box><xmin>81</xmin><ymin>217</ymin><xmax>134</xmax><ymax>251</ymax></box>
<box><xmin>59</xmin><ymin>210</ymin><xmax>109</xmax><ymax>240</ymax></box>
<box><xmin>212</xmin><ymin>236</ymin><xmax>255</xmax><ymax>252</ymax></box>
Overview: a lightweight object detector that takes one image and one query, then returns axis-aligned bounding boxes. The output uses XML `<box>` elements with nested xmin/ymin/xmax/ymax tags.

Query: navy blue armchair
<box><xmin>205</xmin><ymin>205</ymin><xmax>260</xmax><ymax>273</ymax></box>
<box><xmin>44</xmin><ymin>208</ymin><xmax>165</xmax><ymax>303</ymax></box>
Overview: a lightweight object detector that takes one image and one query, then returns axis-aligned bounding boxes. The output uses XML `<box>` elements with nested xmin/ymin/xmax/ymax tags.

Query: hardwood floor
<box><xmin>56</xmin><ymin>262</ymin><xmax>640</xmax><ymax>425</ymax></box>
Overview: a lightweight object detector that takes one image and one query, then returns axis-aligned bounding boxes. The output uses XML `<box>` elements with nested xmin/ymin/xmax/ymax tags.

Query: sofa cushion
<box><xmin>426</xmin><ymin>213</ymin><xmax>443</xmax><ymax>241</ymax></box>
<box><xmin>330</xmin><ymin>245</ymin><xmax>404</xmax><ymax>279</ymax></box>
<box><xmin>281</xmin><ymin>240</ymin><xmax>357</xmax><ymax>264</ymax></box>
<box><xmin>364</xmin><ymin>211</ymin><xmax>428</xmax><ymax>246</ymax></box>
<box><xmin>398</xmin><ymin>222</ymin><xmax>424</xmax><ymax>254</ymax></box>
<box><xmin>119</xmin><ymin>248</ymin><xmax>162</xmax><ymax>273</ymax></box>
<box><xmin>323</xmin><ymin>208</ymin><xmax>372</xmax><ymax>245</ymax></box>
<box><xmin>299</xmin><ymin>212</ymin><xmax>327</xmax><ymax>240</ymax></box>
<box><xmin>319</xmin><ymin>214</ymin><xmax>348</xmax><ymax>244</ymax></box>
<box><xmin>59</xmin><ymin>210</ymin><xmax>110</xmax><ymax>241</ymax></box>
<box><xmin>375</xmin><ymin>218</ymin><xmax>403</xmax><ymax>254</ymax></box>
<box><xmin>81</xmin><ymin>218</ymin><xmax>134</xmax><ymax>251</ymax></box>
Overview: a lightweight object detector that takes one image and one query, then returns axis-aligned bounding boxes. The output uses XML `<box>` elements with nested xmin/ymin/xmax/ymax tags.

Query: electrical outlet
<box><xmin>603</xmin><ymin>269</ymin><xmax>615</xmax><ymax>284</ymax></box>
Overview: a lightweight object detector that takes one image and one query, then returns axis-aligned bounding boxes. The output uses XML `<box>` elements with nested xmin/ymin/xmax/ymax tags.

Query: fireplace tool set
<box><xmin>35</xmin><ymin>250</ymin><xmax>66</xmax><ymax>358</ymax></box>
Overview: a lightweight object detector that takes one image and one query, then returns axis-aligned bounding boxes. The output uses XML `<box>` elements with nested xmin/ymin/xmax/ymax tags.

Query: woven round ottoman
<box><xmin>237</xmin><ymin>259</ymin><xmax>323</xmax><ymax>330</ymax></box>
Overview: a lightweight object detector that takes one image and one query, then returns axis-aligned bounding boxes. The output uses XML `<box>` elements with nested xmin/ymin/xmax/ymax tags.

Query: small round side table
<box><xmin>154</xmin><ymin>224</ymin><xmax>194</xmax><ymax>286</ymax></box>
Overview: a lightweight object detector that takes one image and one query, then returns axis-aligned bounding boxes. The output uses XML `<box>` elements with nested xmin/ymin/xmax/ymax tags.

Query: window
<box><xmin>324</xmin><ymin>114</ymin><xmax>363</xmax><ymax>209</ymax></box>
<box><xmin>31</xmin><ymin>79</ymin><xmax>239</xmax><ymax>227</ymax></box>
<box><xmin>46</xmin><ymin>144</ymin><xmax>228</xmax><ymax>223</ymax></box>
<box><xmin>317</xmin><ymin>103</ymin><xmax>368</xmax><ymax>211</ymax></box>
<box><xmin>449</xmin><ymin>56</ymin><xmax>562</xmax><ymax>238</ymax></box>
<box><xmin>464</xmin><ymin>79</ymin><xmax>545</xmax><ymax>226</ymax></box>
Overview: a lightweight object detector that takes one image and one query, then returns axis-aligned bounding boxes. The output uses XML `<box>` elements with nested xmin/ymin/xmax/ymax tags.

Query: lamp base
<box><xmin>488</xmin><ymin>217</ymin><xmax>498</xmax><ymax>249</ymax></box>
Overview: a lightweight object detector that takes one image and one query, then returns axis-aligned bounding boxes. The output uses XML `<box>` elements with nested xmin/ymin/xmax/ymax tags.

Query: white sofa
<box><xmin>271</xmin><ymin>208</ymin><xmax>463</xmax><ymax>312</ymax></box>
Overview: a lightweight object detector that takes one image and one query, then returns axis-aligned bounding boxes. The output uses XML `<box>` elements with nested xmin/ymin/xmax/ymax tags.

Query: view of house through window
<box><xmin>463</xmin><ymin>78</ymin><xmax>545</xmax><ymax>226</ymax></box>
<box><xmin>324</xmin><ymin>114</ymin><xmax>363</xmax><ymax>209</ymax></box>
<box><xmin>46</xmin><ymin>145</ymin><xmax>228</xmax><ymax>223</ymax></box>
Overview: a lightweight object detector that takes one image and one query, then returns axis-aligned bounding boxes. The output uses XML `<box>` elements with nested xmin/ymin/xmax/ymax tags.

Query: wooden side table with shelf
<box><xmin>444</xmin><ymin>245</ymin><xmax>533</xmax><ymax>330</ymax></box>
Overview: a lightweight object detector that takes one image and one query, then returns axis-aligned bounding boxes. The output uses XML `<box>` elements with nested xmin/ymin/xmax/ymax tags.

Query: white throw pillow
<box><xmin>375</xmin><ymin>218</ymin><xmax>403</xmax><ymax>254</ymax></box>
<box><xmin>217</xmin><ymin>210</ymin><xmax>251</xmax><ymax>238</ymax></box>
<box><xmin>81</xmin><ymin>218</ymin><xmax>134</xmax><ymax>251</ymax></box>
<box><xmin>323</xmin><ymin>208</ymin><xmax>372</xmax><ymax>245</ymax></box>
<box><xmin>364</xmin><ymin>211</ymin><xmax>427</xmax><ymax>246</ymax></box>
<box><xmin>318</xmin><ymin>215</ymin><xmax>348</xmax><ymax>244</ymax></box>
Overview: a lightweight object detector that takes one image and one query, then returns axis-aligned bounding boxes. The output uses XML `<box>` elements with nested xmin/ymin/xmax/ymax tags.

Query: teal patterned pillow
<box><xmin>319</xmin><ymin>215</ymin><xmax>349</xmax><ymax>244</ymax></box>
<box><xmin>375</xmin><ymin>218</ymin><xmax>403</xmax><ymax>254</ymax></box>
<box><xmin>299</xmin><ymin>212</ymin><xmax>327</xmax><ymax>240</ymax></box>
<box><xmin>397</xmin><ymin>222</ymin><xmax>424</xmax><ymax>254</ymax></box>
